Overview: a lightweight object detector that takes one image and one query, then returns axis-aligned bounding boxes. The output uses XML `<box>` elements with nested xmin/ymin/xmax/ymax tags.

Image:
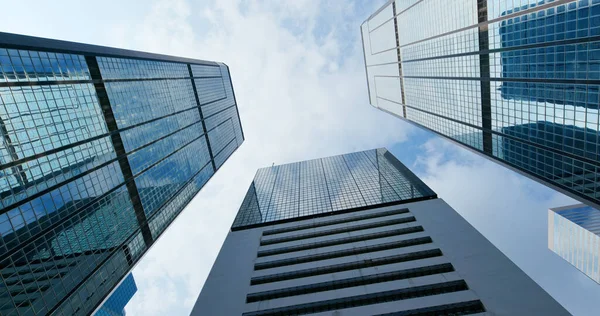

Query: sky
<box><xmin>2</xmin><ymin>0</ymin><xmax>600</xmax><ymax>315</ymax></box>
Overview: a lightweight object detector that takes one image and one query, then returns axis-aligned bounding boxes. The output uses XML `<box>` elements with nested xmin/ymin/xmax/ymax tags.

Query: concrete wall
<box><xmin>191</xmin><ymin>199</ymin><xmax>569</xmax><ymax>315</ymax></box>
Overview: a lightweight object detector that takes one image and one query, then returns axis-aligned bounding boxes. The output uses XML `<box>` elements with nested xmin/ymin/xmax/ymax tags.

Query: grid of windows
<box><xmin>400</xmin><ymin>28</ymin><xmax>479</xmax><ymax>61</ymax></box>
<box><xmin>148</xmin><ymin>162</ymin><xmax>214</xmax><ymax>240</ymax></box>
<box><xmin>194</xmin><ymin>77</ymin><xmax>226</xmax><ymax>105</ymax></box>
<box><xmin>232</xmin><ymin>149</ymin><xmax>435</xmax><ymax>228</ymax></box>
<box><xmin>119</xmin><ymin>108</ymin><xmax>201</xmax><ymax>154</ymax></box>
<box><xmin>127</xmin><ymin>122</ymin><xmax>203</xmax><ymax>176</ymax></box>
<box><xmin>0</xmin><ymin>35</ymin><xmax>243</xmax><ymax>315</ymax></box>
<box><xmin>106</xmin><ymin>79</ymin><xmax>197</xmax><ymax>128</ymax></box>
<box><xmin>0</xmin><ymin>84</ymin><xmax>108</xmax><ymax>160</ymax></box>
<box><xmin>135</xmin><ymin>137</ymin><xmax>209</xmax><ymax>217</ymax></box>
<box><xmin>403</xmin><ymin>78</ymin><xmax>482</xmax><ymax>127</ymax></box>
<box><xmin>0</xmin><ymin>49</ymin><xmax>90</xmax><ymax>82</ymax></box>
<box><xmin>363</xmin><ymin>0</ymin><xmax>600</xmax><ymax>207</ymax></box>
<box><xmin>395</xmin><ymin>0</ymin><xmax>476</xmax><ymax>47</ymax></box>
<box><xmin>550</xmin><ymin>205</ymin><xmax>600</xmax><ymax>283</ymax></box>
<box><xmin>97</xmin><ymin>57</ymin><xmax>189</xmax><ymax>79</ymax></box>
<box><xmin>190</xmin><ymin>64</ymin><xmax>221</xmax><ymax>77</ymax></box>
<box><xmin>406</xmin><ymin>107</ymin><xmax>484</xmax><ymax>151</ymax></box>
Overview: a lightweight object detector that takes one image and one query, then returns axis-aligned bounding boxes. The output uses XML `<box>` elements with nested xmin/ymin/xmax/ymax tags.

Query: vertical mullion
<box><xmin>188</xmin><ymin>64</ymin><xmax>217</xmax><ymax>172</ymax></box>
<box><xmin>85</xmin><ymin>55</ymin><xmax>153</xmax><ymax>248</ymax></box>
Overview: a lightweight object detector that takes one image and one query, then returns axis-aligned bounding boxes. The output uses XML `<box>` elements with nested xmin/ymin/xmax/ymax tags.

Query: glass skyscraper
<box><xmin>95</xmin><ymin>273</ymin><xmax>137</xmax><ymax>316</ymax></box>
<box><xmin>0</xmin><ymin>32</ymin><xmax>243</xmax><ymax>315</ymax></box>
<box><xmin>361</xmin><ymin>0</ymin><xmax>600</xmax><ymax>209</ymax></box>
<box><xmin>548</xmin><ymin>204</ymin><xmax>600</xmax><ymax>284</ymax></box>
<box><xmin>193</xmin><ymin>148</ymin><xmax>567</xmax><ymax>315</ymax></box>
<box><xmin>231</xmin><ymin>148</ymin><xmax>435</xmax><ymax>229</ymax></box>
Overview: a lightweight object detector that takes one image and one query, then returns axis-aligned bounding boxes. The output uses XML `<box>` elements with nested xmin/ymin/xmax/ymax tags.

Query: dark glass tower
<box><xmin>192</xmin><ymin>148</ymin><xmax>567</xmax><ymax>315</ymax></box>
<box><xmin>362</xmin><ymin>0</ymin><xmax>600</xmax><ymax>208</ymax></box>
<box><xmin>96</xmin><ymin>273</ymin><xmax>137</xmax><ymax>316</ymax></box>
<box><xmin>0</xmin><ymin>32</ymin><xmax>243</xmax><ymax>315</ymax></box>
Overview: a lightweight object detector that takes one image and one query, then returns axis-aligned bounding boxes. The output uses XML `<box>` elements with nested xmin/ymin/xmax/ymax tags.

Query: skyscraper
<box><xmin>95</xmin><ymin>273</ymin><xmax>137</xmax><ymax>316</ymax></box>
<box><xmin>0</xmin><ymin>32</ymin><xmax>243</xmax><ymax>315</ymax></box>
<box><xmin>361</xmin><ymin>0</ymin><xmax>600</xmax><ymax>209</ymax></box>
<box><xmin>192</xmin><ymin>148</ymin><xmax>567</xmax><ymax>315</ymax></box>
<box><xmin>549</xmin><ymin>204</ymin><xmax>600</xmax><ymax>284</ymax></box>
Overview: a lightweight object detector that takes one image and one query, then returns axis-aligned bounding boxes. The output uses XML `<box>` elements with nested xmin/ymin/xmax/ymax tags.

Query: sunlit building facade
<box><xmin>0</xmin><ymin>32</ymin><xmax>243</xmax><ymax>315</ymax></box>
<box><xmin>192</xmin><ymin>148</ymin><xmax>567</xmax><ymax>315</ymax></box>
<box><xmin>549</xmin><ymin>204</ymin><xmax>600</xmax><ymax>284</ymax></box>
<box><xmin>361</xmin><ymin>0</ymin><xmax>600</xmax><ymax>209</ymax></box>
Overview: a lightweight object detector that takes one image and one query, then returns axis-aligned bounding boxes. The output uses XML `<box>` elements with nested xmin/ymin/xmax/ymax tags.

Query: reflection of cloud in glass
<box><xmin>361</xmin><ymin>0</ymin><xmax>600</xmax><ymax>208</ymax></box>
<box><xmin>232</xmin><ymin>148</ymin><xmax>436</xmax><ymax>229</ymax></box>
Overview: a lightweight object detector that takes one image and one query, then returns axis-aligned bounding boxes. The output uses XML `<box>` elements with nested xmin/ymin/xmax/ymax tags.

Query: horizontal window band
<box><xmin>242</xmin><ymin>280</ymin><xmax>469</xmax><ymax>316</ymax></box>
<box><xmin>262</xmin><ymin>208</ymin><xmax>409</xmax><ymax>236</ymax></box>
<box><xmin>31</xmin><ymin>158</ymin><xmax>216</xmax><ymax>315</ymax></box>
<box><xmin>402</xmin><ymin>75</ymin><xmax>600</xmax><ymax>85</ymax></box>
<box><xmin>401</xmin><ymin>34</ymin><xmax>600</xmax><ymax>64</ymax></box>
<box><xmin>0</xmin><ymin>33</ymin><xmax>218</xmax><ymax>67</ymax></box>
<box><xmin>0</xmin><ymin>120</ymin><xmax>205</xmax><ymax>214</ymax></box>
<box><xmin>0</xmin><ymin>106</ymin><xmax>200</xmax><ymax>171</ymax></box>
<box><xmin>0</xmin><ymin>103</ymin><xmax>235</xmax><ymax>212</ymax></box>
<box><xmin>257</xmin><ymin>226</ymin><xmax>424</xmax><ymax>257</ymax></box>
<box><xmin>380</xmin><ymin>98</ymin><xmax>600</xmax><ymax>169</ymax></box>
<box><xmin>246</xmin><ymin>263</ymin><xmax>454</xmax><ymax>303</ymax></box>
<box><xmin>375</xmin><ymin>300</ymin><xmax>485</xmax><ymax>316</ymax></box>
<box><xmin>369</xmin><ymin>35</ymin><xmax>600</xmax><ymax>66</ymax></box>
<box><xmin>260</xmin><ymin>216</ymin><xmax>416</xmax><ymax>246</ymax></box>
<box><xmin>0</xmin><ymin>75</ymin><xmax>223</xmax><ymax>88</ymax></box>
<box><xmin>250</xmin><ymin>249</ymin><xmax>443</xmax><ymax>285</ymax></box>
<box><xmin>0</xmin><ymin>134</ymin><xmax>211</xmax><ymax>263</ymax></box>
<box><xmin>398</xmin><ymin>0</ymin><xmax>573</xmax><ymax>49</ymax></box>
<box><xmin>0</xmin><ymin>87</ymin><xmax>233</xmax><ymax>172</ymax></box>
<box><xmin>254</xmin><ymin>236</ymin><xmax>432</xmax><ymax>271</ymax></box>
<box><xmin>380</xmin><ymin>106</ymin><xmax>600</xmax><ymax>209</ymax></box>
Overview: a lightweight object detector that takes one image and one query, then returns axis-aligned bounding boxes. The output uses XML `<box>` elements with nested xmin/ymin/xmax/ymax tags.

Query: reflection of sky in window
<box><xmin>362</xmin><ymin>0</ymin><xmax>600</xmax><ymax>206</ymax></box>
<box><xmin>232</xmin><ymin>148</ymin><xmax>436</xmax><ymax>228</ymax></box>
<box><xmin>362</xmin><ymin>0</ymin><xmax>600</xmax><ymax>135</ymax></box>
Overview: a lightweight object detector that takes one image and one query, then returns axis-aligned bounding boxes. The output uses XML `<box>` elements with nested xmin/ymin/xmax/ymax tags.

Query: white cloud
<box><xmin>106</xmin><ymin>0</ymin><xmax>408</xmax><ymax>314</ymax></box>
<box><xmin>5</xmin><ymin>1</ymin><xmax>598</xmax><ymax>315</ymax></box>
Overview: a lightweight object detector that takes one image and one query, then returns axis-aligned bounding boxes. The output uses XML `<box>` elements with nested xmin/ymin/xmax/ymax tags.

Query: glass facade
<box><xmin>362</xmin><ymin>0</ymin><xmax>600</xmax><ymax>208</ymax></box>
<box><xmin>0</xmin><ymin>33</ymin><xmax>243</xmax><ymax>316</ymax></box>
<box><xmin>95</xmin><ymin>273</ymin><xmax>137</xmax><ymax>316</ymax></box>
<box><xmin>232</xmin><ymin>148</ymin><xmax>436</xmax><ymax>229</ymax></box>
<box><xmin>549</xmin><ymin>204</ymin><xmax>600</xmax><ymax>283</ymax></box>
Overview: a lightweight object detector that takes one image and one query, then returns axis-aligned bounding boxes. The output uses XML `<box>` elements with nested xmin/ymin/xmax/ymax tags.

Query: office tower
<box><xmin>192</xmin><ymin>148</ymin><xmax>567</xmax><ymax>315</ymax></box>
<box><xmin>95</xmin><ymin>273</ymin><xmax>137</xmax><ymax>316</ymax></box>
<box><xmin>0</xmin><ymin>32</ymin><xmax>244</xmax><ymax>316</ymax></box>
<box><xmin>361</xmin><ymin>0</ymin><xmax>600</xmax><ymax>209</ymax></box>
<box><xmin>549</xmin><ymin>204</ymin><xmax>600</xmax><ymax>284</ymax></box>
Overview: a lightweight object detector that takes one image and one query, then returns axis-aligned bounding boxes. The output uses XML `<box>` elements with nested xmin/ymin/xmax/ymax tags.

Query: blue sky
<box><xmin>2</xmin><ymin>0</ymin><xmax>600</xmax><ymax>315</ymax></box>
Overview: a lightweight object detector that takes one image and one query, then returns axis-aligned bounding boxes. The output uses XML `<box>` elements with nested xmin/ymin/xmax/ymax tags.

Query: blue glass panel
<box><xmin>135</xmin><ymin>137</ymin><xmax>209</xmax><ymax>217</ymax></box>
<box><xmin>105</xmin><ymin>79</ymin><xmax>197</xmax><ymax>129</ymax></box>
<box><xmin>97</xmin><ymin>57</ymin><xmax>188</xmax><ymax>79</ymax></box>
<box><xmin>0</xmin><ymin>49</ymin><xmax>90</xmax><ymax>82</ymax></box>
<box><xmin>232</xmin><ymin>149</ymin><xmax>435</xmax><ymax>228</ymax></box>
<box><xmin>190</xmin><ymin>64</ymin><xmax>221</xmax><ymax>77</ymax></box>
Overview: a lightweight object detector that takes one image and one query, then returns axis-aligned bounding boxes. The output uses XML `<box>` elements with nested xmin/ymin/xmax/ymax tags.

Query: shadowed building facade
<box><xmin>361</xmin><ymin>0</ymin><xmax>600</xmax><ymax>209</ymax></box>
<box><xmin>0</xmin><ymin>32</ymin><xmax>243</xmax><ymax>315</ymax></box>
<box><xmin>192</xmin><ymin>148</ymin><xmax>567</xmax><ymax>315</ymax></box>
